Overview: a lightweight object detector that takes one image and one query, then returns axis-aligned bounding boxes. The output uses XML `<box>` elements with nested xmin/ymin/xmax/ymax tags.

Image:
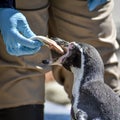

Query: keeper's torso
<box><xmin>0</xmin><ymin>0</ymin><xmax>50</xmax><ymax>109</ymax></box>
<box><xmin>0</xmin><ymin>0</ymin><xmax>119</xmax><ymax>109</ymax></box>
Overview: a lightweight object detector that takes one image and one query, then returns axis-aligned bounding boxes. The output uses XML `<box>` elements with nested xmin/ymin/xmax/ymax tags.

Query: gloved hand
<box><xmin>0</xmin><ymin>8</ymin><xmax>43</xmax><ymax>56</ymax></box>
<box><xmin>88</xmin><ymin>0</ymin><xmax>109</xmax><ymax>11</ymax></box>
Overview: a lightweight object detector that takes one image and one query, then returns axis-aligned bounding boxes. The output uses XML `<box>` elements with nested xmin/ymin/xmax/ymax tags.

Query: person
<box><xmin>112</xmin><ymin>0</ymin><xmax>120</xmax><ymax>43</ymax></box>
<box><xmin>0</xmin><ymin>0</ymin><xmax>119</xmax><ymax>120</ymax></box>
<box><xmin>49</xmin><ymin>0</ymin><xmax>120</xmax><ymax>96</ymax></box>
<box><xmin>0</xmin><ymin>1</ymin><xmax>51</xmax><ymax>120</ymax></box>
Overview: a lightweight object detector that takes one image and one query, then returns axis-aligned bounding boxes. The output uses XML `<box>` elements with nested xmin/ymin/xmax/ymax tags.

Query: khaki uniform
<box><xmin>49</xmin><ymin>0</ymin><xmax>120</xmax><ymax>95</ymax></box>
<box><xmin>0</xmin><ymin>0</ymin><xmax>120</xmax><ymax>109</ymax></box>
<box><xmin>0</xmin><ymin>0</ymin><xmax>51</xmax><ymax>109</ymax></box>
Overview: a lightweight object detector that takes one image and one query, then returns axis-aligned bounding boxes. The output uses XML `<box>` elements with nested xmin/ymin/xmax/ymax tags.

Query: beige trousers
<box><xmin>49</xmin><ymin>0</ymin><xmax>120</xmax><ymax>95</ymax></box>
<box><xmin>0</xmin><ymin>0</ymin><xmax>120</xmax><ymax>109</ymax></box>
<box><xmin>0</xmin><ymin>0</ymin><xmax>51</xmax><ymax>109</ymax></box>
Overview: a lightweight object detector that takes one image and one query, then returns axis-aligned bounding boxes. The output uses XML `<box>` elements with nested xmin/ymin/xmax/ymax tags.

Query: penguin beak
<box><xmin>58</xmin><ymin>42</ymin><xmax>75</xmax><ymax>63</ymax></box>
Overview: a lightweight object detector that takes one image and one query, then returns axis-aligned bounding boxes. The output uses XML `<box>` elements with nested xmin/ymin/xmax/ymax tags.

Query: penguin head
<box><xmin>59</xmin><ymin>42</ymin><xmax>82</xmax><ymax>71</ymax></box>
<box><xmin>50</xmin><ymin>37</ymin><xmax>69</xmax><ymax>62</ymax></box>
<box><xmin>59</xmin><ymin>42</ymin><xmax>104</xmax><ymax>81</ymax></box>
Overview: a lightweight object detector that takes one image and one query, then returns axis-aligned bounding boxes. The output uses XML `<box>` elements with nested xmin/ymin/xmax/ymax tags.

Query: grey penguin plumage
<box><xmin>57</xmin><ymin>41</ymin><xmax>120</xmax><ymax>120</ymax></box>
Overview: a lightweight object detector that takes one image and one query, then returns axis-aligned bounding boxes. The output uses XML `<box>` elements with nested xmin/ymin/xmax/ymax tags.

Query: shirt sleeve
<box><xmin>0</xmin><ymin>0</ymin><xmax>15</xmax><ymax>8</ymax></box>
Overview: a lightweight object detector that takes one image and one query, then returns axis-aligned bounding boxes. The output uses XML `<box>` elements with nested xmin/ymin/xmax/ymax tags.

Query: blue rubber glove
<box><xmin>0</xmin><ymin>8</ymin><xmax>43</xmax><ymax>56</ymax></box>
<box><xmin>88</xmin><ymin>0</ymin><xmax>110</xmax><ymax>11</ymax></box>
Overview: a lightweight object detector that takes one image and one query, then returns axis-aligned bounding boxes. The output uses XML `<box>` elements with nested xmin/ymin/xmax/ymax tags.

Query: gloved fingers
<box><xmin>1</xmin><ymin>24</ymin><xmax>42</xmax><ymax>56</ymax></box>
<box><xmin>88</xmin><ymin>0</ymin><xmax>109</xmax><ymax>11</ymax></box>
<box><xmin>10</xmin><ymin>28</ymin><xmax>43</xmax><ymax>49</ymax></box>
<box><xmin>2</xmin><ymin>35</ymin><xmax>21</xmax><ymax>56</ymax></box>
<box><xmin>17</xmin><ymin>17</ymin><xmax>36</xmax><ymax>38</ymax></box>
<box><xmin>3</xmin><ymin>35</ymin><xmax>16</xmax><ymax>54</ymax></box>
<box><xmin>0</xmin><ymin>8</ymin><xmax>42</xmax><ymax>56</ymax></box>
<box><xmin>16</xmin><ymin>16</ymin><xmax>44</xmax><ymax>46</ymax></box>
<box><xmin>7</xmin><ymin>44</ymin><xmax>41</xmax><ymax>56</ymax></box>
<box><xmin>3</xmin><ymin>34</ymin><xmax>41</xmax><ymax>56</ymax></box>
<box><xmin>5</xmin><ymin>42</ymin><xmax>20</xmax><ymax>56</ymax></box>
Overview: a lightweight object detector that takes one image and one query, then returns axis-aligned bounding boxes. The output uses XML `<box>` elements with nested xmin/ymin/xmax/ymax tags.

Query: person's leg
<box><xmin>112</xmin><ymin>0</ymin><xmax>120</xmax><ymax>43</ymax></box>
<box><xmin>0</xmin><ymin>105</ymin><xmax>44</xmax><ymax>120</ymax></box>
<box><xmin>104</xmin><ymin>63</ymin><xmax>120</xmax><ymax>94</ymax></box>
<box><xmin>49</xmin><ymin>0</ymin><xmax>120</xmax><ymax>95</ymax></box>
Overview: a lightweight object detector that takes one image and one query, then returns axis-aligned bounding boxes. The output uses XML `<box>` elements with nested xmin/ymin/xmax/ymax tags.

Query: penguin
<box><xmin>57</xmin><ymin>41</ymin><xmax>120</xmax><ymax>120</ymax></box>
